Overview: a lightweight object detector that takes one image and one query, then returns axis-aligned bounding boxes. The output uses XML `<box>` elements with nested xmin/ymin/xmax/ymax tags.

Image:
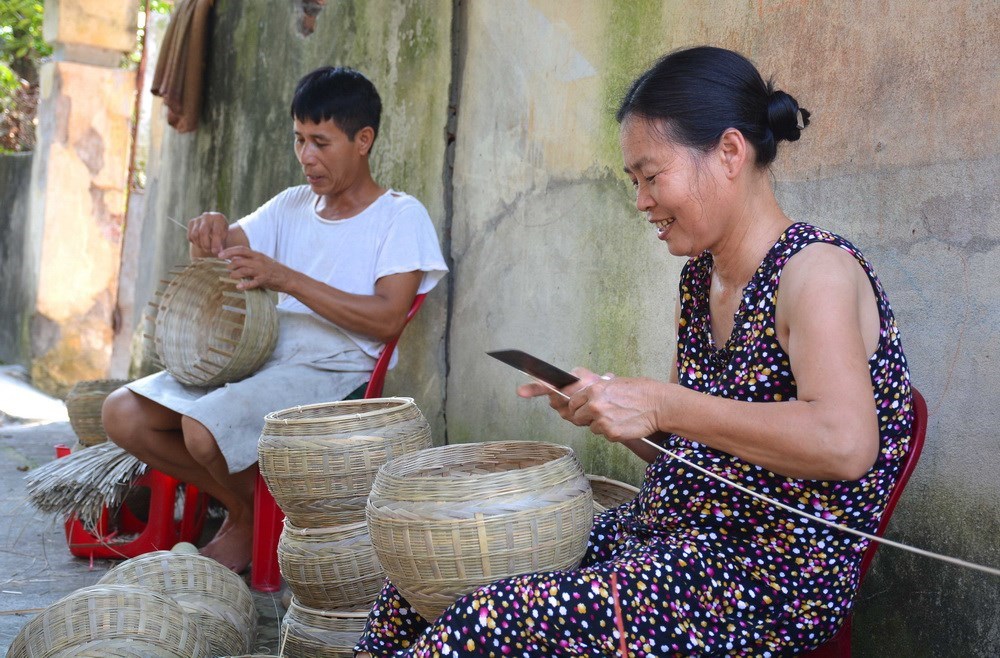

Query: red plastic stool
<box><xmin>250</xmin><ymin>293</ymin><xmax>427</xmax><ymax>592</ymax></box>
<box><xmin>56</xmin><ymin>444</ymin><xmax>210</xmax><ymax>560</ymax></box>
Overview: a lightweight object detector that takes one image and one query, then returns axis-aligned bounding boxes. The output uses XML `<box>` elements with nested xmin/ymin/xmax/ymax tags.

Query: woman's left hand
<box><xmin>566</xmin><ymin>375</ymin><xmax>666</xmax><ymax>443</ymax></box>
<box><xmin>219</xmin><ymin>245</ymin><xmax>296</xmax><ymax>292</ymax></box>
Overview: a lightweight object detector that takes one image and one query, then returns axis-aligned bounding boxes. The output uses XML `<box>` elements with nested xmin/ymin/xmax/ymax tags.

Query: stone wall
<box><xmin>134</xmin><ymin>0</ymin><xmax>999</xmax><ymax>654</ymax></box>
<box><xmin>0</xmin><ymin>153</ymin><xmax>37</xmax><ymax>366</ymax></box>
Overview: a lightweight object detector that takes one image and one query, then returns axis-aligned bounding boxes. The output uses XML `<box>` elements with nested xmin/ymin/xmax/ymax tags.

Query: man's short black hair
<box><xmin>290</xmin><ymin>66</ymin><xmax>382</xmax><ymax>144</ymax></box>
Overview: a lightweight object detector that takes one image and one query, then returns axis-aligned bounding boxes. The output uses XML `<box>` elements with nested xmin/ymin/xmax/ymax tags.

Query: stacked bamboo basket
<box><xmin>257</xmin><ymin>397</ymin><xmax>433</xmax><ymax>657</ymax></box>
<box><xmin>8</xmin><ymin>547</ymin><xmax>256</xmax><ymax>657</ymax></box>
<box><xmin>366</xmin><ymin>441</ymin><xmax>595</xmax><ymax>622</ymax></box>
<box><xmin>97</xmin><ymin>550</ymin><xmax>258</xmax><ymax>656</ymax></box>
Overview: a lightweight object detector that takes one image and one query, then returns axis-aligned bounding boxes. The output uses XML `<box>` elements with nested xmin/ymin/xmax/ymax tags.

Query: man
<box><xmin>104</xmin><ymin>67</ymin><xmax>448</xmax><ymax>572</ymax></box>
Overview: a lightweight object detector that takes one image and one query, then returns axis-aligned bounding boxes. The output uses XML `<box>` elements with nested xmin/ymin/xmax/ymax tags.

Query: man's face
<box><xmin>293</xmin><ymin>118</ymin><xmax>368</xmax><ymax>197</ymax></box>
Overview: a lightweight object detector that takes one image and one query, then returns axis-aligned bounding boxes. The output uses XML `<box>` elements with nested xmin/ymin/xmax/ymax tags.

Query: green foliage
<box><xmin>0</xmin><ymin>0</ymin><xmax>51</xmax><ymax>79</ymax></box>
<box><xmin>1</xmin><ymin>0</ymin><xmax>49</xmax><ymax>152</ymax></box>
<box><xmin>0</xmin><ymin>0</ymin><xmax>173</xmax><ymax>152</ymax></box>
<box><xmin>124</xmin><ymin>0</ymin><xmax>176</xmax><ymax>67</ymax></box>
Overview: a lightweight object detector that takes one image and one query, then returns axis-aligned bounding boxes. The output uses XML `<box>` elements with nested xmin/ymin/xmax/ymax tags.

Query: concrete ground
<box><xmin>0</xmin><ymin>366</ymin><xmax>286</xmax><ymax>654</ymax></box>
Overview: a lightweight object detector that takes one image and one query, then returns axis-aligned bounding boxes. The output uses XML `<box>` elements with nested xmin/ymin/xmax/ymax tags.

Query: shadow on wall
<box><xmin>0</xmin><ymin>152</ymin><xmax>37</xmax><ymax>367</ymax></box>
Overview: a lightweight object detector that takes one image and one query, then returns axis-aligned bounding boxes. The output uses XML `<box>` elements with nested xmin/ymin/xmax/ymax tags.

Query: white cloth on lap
<box><xmin>128</xmin><ymin>311</ymin><xmax>371</xmax><ymax>473</ymax></box>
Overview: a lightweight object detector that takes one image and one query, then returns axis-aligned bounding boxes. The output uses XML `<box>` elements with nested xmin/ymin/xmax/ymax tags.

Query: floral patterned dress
<box><xmin>356</xmin><ymin>223</ymin><xmax>912</xmax><ymax>657</ymax></box>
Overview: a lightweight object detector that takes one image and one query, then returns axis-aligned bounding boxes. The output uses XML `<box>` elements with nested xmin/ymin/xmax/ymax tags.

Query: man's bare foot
<box><xmin>199</xmin><ymin>513</ymin><xmax>253</xmax><ymax>573</ymax></box>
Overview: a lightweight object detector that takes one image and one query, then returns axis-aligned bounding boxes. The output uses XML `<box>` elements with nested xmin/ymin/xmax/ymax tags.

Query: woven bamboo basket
<box><xmin>97</xmin><ymin>550</ymin><xmax>256</xmax><ymax>657</ymax></box>
<box><xmin>65</xmin><ymin>379</ymin><xmax>130</xmax><ymax>446</ymax></box>
<box><xmin>258</xmin><ymin>397</ymin><xmax>432</xmax><ymax>528</ymax></box>
<box><xmin>278</xmin><ymin>519</ymin><xmax>386</xmax><ymax>609</ymax></box>
<box><xmin>151</xmin><ymin>258</ymin><xmax>278</xmax><ymax>387</ymax></box>
<box><xmin>588</xmin><ymin>474</ymin><xmax>641</xmax><ymax>513</ymax></box>
<box><xmin>366</xmin><ymin>441</ymin><xmax>594</xmax><ymax>621</ymax></box>
<box><xmin>279</xmin><ymin>597</ymin><xmax>369</xmax><ymax>658</ymax></box>
<box><xmin>56</xmin><ymin>639</ymin><xmax>199</xmax><ymax>657</ymax></box>
<box><xmin>7</xmin><ymin>584</ymin><xmax>210</xmax><ymax>658</ymax></box>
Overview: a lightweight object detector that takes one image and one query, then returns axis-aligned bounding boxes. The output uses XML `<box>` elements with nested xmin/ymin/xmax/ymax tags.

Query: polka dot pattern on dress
<box><xmin>355</xmin><ymin>223</ymin><xmax>912</xmax><ymax>657</ymax></box>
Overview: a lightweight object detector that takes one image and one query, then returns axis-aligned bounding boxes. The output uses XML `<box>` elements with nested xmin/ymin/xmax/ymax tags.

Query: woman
<box><xmin>356</xmin><ymin>46</ymin><xmax>912</xmax><ymax>657</ymax></box>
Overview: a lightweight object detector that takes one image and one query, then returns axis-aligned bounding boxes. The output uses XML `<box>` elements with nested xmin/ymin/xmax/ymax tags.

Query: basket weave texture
<box><xmin>7</xmin><ymin>584</ymin><xmax>210</xmax><ymax>658</ymax></box>
<box><xmin>151</xmin><ymin>258</ymin><xmax>278</xmax><ymax>387</ymax></box>
<box><xmin>278</xmin><ymin>520</ymin><xmax>386</xmax><ymax>610</ymax></box>
<box><xmin>279</xmin><ymin>597</ymin><xmax>369</xmax><ymax>658</ymax></box>
<box><xmin>96</xmin><ymin>550</ymin><xmax>256</xmax><ymax>657</ymax></box>
<box><xmin>258</xmin><ymin>397</ymin><xmax>432</xmax><ymax>528</ymax></box>
<box><xmin>65</xmin><ymin>379</ymin><xmax>130</xmax><ymax>446</ymax></box>
<box><xmin>366</xmin><ymin>441</ymin><xmax>594</xmax><ymax>621</ymax></box>
<box><xmin>588</xmin><ymin>474</ymin><xmax>641</xmax><ymax>513</ymax></box>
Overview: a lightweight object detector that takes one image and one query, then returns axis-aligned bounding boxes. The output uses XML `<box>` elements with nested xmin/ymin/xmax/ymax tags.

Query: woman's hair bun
<box><xmin>617</xmin><ymin>46</ymin><xmax>812</xmax><ymax>166</ymax></box>
<box><xmin>767</xmin><ymin>89</ymin><xmax>810</xmax><ymax>143</ymax></box>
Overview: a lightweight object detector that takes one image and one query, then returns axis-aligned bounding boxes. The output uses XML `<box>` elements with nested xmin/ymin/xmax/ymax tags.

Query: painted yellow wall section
<box><xmin>29</xmin><ymin>63</ymin><xmax>135</xmax><ymax>393</ymax></box>
<box><xmin>43</xmin><ymin>0</ymin><xmax>141</xmax><ymax>53</ymax></box>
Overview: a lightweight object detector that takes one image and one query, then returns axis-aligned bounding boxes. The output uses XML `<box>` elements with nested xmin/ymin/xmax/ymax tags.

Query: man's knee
<box><xmin>102</xmin><ymin>388</ymin><xmax>179</xmax><ymax>449</ymax></box>
<box><xmin>181</xmin><ymin>416</ymin><xmax>223</xmax><ymax>465</ymax></box>
<box><xmin>102</xmin><ymin>388</ymin><xmax>142</xmax><ymax>448</ymax></box>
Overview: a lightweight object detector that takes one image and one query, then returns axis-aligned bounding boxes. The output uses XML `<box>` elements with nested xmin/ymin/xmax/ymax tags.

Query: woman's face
<box><xmin>619</xmin><ymin>116</ymin><xmax>723</xmax><ymax>257</ymax></box>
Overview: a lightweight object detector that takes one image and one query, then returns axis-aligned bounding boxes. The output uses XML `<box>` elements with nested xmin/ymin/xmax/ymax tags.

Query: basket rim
<box><xmin>586</xmin><ymin>474</ymin><xmax>640</xmax><ymax>493</ymax></box>
<box><xmin>282</xmin><ymin>519</ymin><xmax>368</xmax><ymax>536</ymax></box>
<box><xmin>374</xmin><ymin>440</ymin><xmax>575</xmax><ymax>483</ymax></box>
<box><xmin>287</xmin><ymin>597</ymin><xmax>371</xmax><ymax>618</ymax></box>
<box><xmin>264</xmin><ymin>397</ymin><xmax>415</xmax><ymax>425</ymax></box>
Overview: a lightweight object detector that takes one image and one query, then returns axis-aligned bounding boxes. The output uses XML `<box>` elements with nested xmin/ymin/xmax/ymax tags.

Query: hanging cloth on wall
<box><xmin>151</xmin><ymin>0</ymin><xmax>214</xmax><ymax>133</ymax></box>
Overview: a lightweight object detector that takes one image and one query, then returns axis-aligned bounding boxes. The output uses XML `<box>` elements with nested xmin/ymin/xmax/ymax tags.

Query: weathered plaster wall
<box><xmin>0</xmin><ymin>153</ymin><xmax>37</xmax><ymax>366</ymax></box>
<box><xmin>133</xmin><ymin>0</ymin><xmax>998</xmax><ymax>653</ymax></box>
<box><xmin>28</xmin><ymin>61</ymin><xmax>135</xmax><ymax>396</ymax></box>
<box><xmin>135</xmin><ymin>0</ymin><xmax>453</xmax><ymax>436</ymax></box>
<box><xmin>446</xmin><ymin>1</ymin><xmax>999</xmax><ymax>655</ymax></box>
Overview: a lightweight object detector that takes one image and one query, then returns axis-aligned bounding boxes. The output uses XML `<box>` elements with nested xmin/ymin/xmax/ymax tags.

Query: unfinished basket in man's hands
<box><xmin>279</xmin><ymin>519</ymin><xmax>386</xmax><ymax>609</ymax></box>
<box><xmin>280</xmin><ymin>597</ymin><xmax>369</xmax><ymax>658</ymax></box>
<box><xmin>7</xmin><ymin>584</ymin><xmax>210</xmax><ymax>658</ymax></box>
<box><xmin>588</xmin><ymin>474</ymin><xmax>641</xmax><ymax>513</ymax></box>
<box><xmin>258</xmin><ymin>397</ymin><xmax>432</xmax><ymax>528</ymax></box>
<box><xmin>96</xmin><ymin>550</ymin><xmax>257</xmax><ymax>657</ymax></box>
<box><xmin>151</xmin><ymin>258</ymin><xmax>278</xmax><ymax>387</ymax></box>
<box><xmin>66</xmin><ymin>379</ymin><xmax>130</xmax><ymax>446</ymax></box>
<box><xmin>366</xmin><ymin>441</ymin><xmax>594</xmax><ymax>621</ymax></box>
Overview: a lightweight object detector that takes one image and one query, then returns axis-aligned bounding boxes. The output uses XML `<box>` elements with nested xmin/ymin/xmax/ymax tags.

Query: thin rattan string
<box><xmin>538</xmin><ymin>382</ymin><xmax>1000</xmax><ymax>578</ymax></box>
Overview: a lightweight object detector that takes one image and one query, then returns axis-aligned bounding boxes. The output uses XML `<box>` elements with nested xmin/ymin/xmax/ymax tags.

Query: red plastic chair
<box><xmin>250</xmin><ymin>293</ymin><xmax>428</xmax><ymax>591</ymax></box>
<box><xmin>801</xmin><ymin>385</ymin><xmax>928</xmax><ymax>657</ymax></box>
<box><xmin>56</xmin><ymin>444</ymin><xmax>209</xmax><ymax>561</ymax></box>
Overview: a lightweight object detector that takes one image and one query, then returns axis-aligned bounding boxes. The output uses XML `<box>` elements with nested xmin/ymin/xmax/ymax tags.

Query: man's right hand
<box><xmin>187</xmin><ymin>212</ymin><xmax>229</xmax><ymax>258</ymax></box>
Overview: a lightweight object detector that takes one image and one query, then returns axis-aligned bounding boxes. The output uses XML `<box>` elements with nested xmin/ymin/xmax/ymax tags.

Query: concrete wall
<box><xmin>445</xmin><ymin>1</ymin><xmax>999</xmax><ymax>656</ymax></box>
<box><xmin>134</xmin><ymin>0</ymin><xmax>998</xmax><ymax>654</ymax></box>
<box><xmin>0</xmin><ymin>153</ymin><xmax>37</xmax><ymax>366</ymax></box>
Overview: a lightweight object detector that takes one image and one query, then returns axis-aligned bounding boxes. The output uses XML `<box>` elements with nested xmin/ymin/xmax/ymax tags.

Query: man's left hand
<box><xmin>219</xmin><ymin>246</ymin><xmax>296</xmax><ymax>292</ymax></box>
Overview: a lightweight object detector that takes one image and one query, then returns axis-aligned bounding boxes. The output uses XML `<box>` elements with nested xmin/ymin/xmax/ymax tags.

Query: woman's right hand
<box><xmin>187</xmin><ymin>212</ymin><xmax>229</xmax><ymax>258</ymax></box>
<box><xmin>516</xmin><ymin>367</ymin><xmax>603</xmax><ymax>421</ymax></box>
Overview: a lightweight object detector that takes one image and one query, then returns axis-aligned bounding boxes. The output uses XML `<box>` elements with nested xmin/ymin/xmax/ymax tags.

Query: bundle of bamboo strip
<box><xmin>25</xmin><ymin>442</ymin><xmax>145</xmax><ymax>529</ymax></box>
